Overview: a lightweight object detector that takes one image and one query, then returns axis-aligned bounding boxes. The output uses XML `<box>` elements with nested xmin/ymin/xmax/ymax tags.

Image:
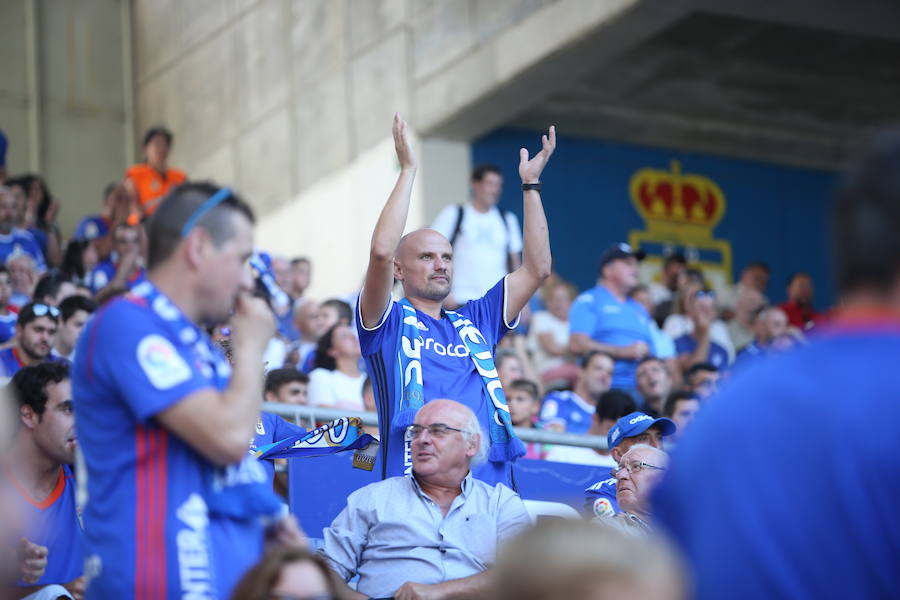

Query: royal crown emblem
<box><xmin>630</xmin><ymin>161</ymin><xmax>726</xmax><ymax>228</ymax></box>
<box><xmin>627</xmin><ymin>160</ymin><xmax>733</xmax><ymax>291</ymax></box>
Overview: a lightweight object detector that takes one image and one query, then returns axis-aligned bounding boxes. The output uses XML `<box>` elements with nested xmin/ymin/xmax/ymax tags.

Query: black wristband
<box><xmin>522</xmin><ymin>182</ymin><xmax>542</xmax><ymax>192</ymax></box>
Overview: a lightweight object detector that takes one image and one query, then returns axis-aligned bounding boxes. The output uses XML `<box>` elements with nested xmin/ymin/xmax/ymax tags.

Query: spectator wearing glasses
<box><xmin>321</xmin><ymin>399</ymin><xmax>529</xmax><ymax>600</ymax></box>
<box><xmin>607</xmin><ymin>445</ymin><xmax>669</xmax><ymax>535</ymax></box>
<box><xmin>583</xmin><ymin>411</ymin><xmax>675</xmax><ymax>520</ymax></box>
<box><xmin>674</xmin><ymin>289</ymin><xmax>733</xmax><ymax>373</ymax></box>
<box><xmin>0</xmin><ymin>302</ymin><xmax>59</xmax><ymax>378</ymax></box>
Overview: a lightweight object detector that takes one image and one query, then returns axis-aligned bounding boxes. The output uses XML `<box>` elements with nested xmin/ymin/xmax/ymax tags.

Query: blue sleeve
<box><xmin>272</xmin><ymin>414</ymin><xmax>306</xmax><ymax>441</ymax></box>
<box><xmin>357</xmin><ymin>299</ymin><xmax>401</xmax><ymax>357</ymax></box>
<box><xmin>86</xmin><ymin>301</ymin><xmax>218</xmax><ymax>423</ymax></box>
<box><xmin>460</xmin><ymin>277</ymin><xmax>515</xmax><ymax>346</ymax></box>
<box><xmin>569</xmin><ymin>292</ymin><xmax>597</xmax><ymax>336</ymax></box>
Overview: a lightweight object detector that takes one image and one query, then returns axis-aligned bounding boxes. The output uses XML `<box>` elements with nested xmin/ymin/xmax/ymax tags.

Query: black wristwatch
<box><xmin>522</xmin><ymin>182</ymin><xmax>542</xmax><ymax>192</ymax></box>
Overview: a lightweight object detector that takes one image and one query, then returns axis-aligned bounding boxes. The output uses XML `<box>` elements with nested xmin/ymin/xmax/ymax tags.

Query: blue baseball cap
<box><xmin>599</xmin><ymin>242</ymin><xmax>646</xmax><ymax>269</ymax></box>
<box><xmin>607</xmin><ymin>411</ymin><xmax>676</xmax><ymax>449</ymax></box>
<box><xmin>73</xmin><ymin>216</ymin><xmax>110</xmax><ymax>241</ymax></box>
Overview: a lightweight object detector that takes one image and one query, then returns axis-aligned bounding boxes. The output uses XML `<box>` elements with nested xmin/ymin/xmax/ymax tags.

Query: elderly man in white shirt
<box><xmin>321</xmin><ymin>399</ymin><xmax>530</xmax><ymax>600</ymax></box>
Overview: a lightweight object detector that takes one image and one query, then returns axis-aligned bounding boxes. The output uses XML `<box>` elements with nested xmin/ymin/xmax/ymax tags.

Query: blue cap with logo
<box><xmin>607</xmin><ymin>411</ymin><xmax>676</xmax><ymax>449</ymax></box>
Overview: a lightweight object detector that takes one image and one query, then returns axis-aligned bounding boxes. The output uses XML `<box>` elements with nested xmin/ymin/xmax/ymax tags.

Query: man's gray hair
<box><xmin>462</xmin><ymin>408</ymin><xmax>489</xmax><ymax>467</ymax></box>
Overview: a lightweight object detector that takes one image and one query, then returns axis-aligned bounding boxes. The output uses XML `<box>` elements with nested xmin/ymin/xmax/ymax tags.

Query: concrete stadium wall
<box><xmin>132</xmin><ymin>0</ymin><xmax>639</xmax><ymax>298</ymax></box>
<box><xmin>0</xmin><ymin>0</ymin><xmax>131</xmax><ymax>235</ymax></box>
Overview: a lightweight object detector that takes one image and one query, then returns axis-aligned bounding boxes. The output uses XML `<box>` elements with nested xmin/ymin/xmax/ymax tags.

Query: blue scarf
<box><xmin>392</xmin><ymin>299</ymin><xmax>524</xmax><ymax>464</ymax></box>
<box><xmin>255</xmin><ymin>417</ymin><xmax>376</xmax><ymax>460</ymax></box>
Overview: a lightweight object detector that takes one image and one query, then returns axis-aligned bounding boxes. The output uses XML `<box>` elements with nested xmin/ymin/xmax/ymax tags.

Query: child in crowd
<box><xmin>507</xmin><ymin>378</ymin><xmax>547</xmax><ymax>460</ymax></box>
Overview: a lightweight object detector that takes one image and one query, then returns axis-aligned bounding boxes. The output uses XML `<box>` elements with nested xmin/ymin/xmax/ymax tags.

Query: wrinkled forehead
<box><xmin>623</xmin><ymin>445</ymin><xmax>665</xmax><ymax>465</ymax></box>
<box><xmin>415</xmin><ymin>400</ymin><xmax>468</xmax><ymax>427</ymax></box>
<box><xmin>398</xmin><ymin>229</ymin><xmax>452</xmax><ymax>261</ymax></box>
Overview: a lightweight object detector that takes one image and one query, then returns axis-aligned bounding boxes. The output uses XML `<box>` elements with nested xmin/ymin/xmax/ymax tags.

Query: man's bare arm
<box><xmin>156</xmin><ymin>293</ymin><xmax>274</xmax><ymax>466</ymax></box>
<box><xmin>359</xmin><ymin>114</ymin><xmax>417</xmax><ymax>329</ymax></box>
<box><xmin>505</xmin><ymin>126</ymin><xmax>556</xmax><ymax>324</ymax></box>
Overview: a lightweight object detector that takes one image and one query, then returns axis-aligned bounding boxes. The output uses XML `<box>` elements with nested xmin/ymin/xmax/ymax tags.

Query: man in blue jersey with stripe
<box><xmin>357</xmin><ymin>115</ymin><xmax>555</xmax><ymax>488</ymax></box>
<box><xmin>654</xmin><ymin>129</ymin><xmax>900</xmax><ymax>599</ymax></box>
<box><xmin>569</xmin><ymin>243</ymin><xmax>655</xmax><ymax>393</ymax></box>
<box><xmin>4</xmin><ymin>362</ymin><xmax>83</xmax><ymax>598</ymax></box>
<box><xmin>73</xmin><ymin>183</ymin><xmax>298</xmax><ymax>599</ymax></box>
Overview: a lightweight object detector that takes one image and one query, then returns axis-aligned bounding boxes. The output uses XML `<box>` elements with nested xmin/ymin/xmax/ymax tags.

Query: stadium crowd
<box><xmin>0</xmin><ymin>117</ymin><xmax>896</xmax><ymax>600</ymax></box>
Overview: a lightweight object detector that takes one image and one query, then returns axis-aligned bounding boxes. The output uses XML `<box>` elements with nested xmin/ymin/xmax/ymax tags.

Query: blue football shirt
<box><xmin>583</xmin><ymin>476</ymin><xmax>619</xmax><ymax>519</ymax></box>
<box><xmin>539</xmin><ymin>390</ymin><xmax>595</xmax><ymax>434</ymax></box>
<box><xmin>654</xmin><ymin>318</ymin><xmax>900</xmax><ymax>599</ymax></box>
<box><xmin>673</xmin><ymin>333</ymin><xmax>731</xmax><ymax>369</ymax></box>
<box><xmin>8</xmin><ymin>464</ymin><xmax>83</xmax><ymax>587</ymax></box>
<box><xmin>569</xmin><ymin>284</ymin><xmax>654</xmax><ymax>389</ymax></box>
<box><xmin>358</xmin><ymin>277</ymin><xmax>517</xmax><ymax>487</ymax></box>
<box><xmin>0</xmin><ymin>346</ymin><xmax>25</xmax><ymax>377</ymax></box>
<box><xmin>0</xmin><ymin>228</ymin><xmax>46</xmax><ymax>271</ymax></box>
<box><xmin>73</xmin><ymin>281</ymin><xmax>277</xmax><ymax>599</ymax></box>
<box><xmin>0</xmin><ymin>311</ymin><xmax>16</xmax><ymax>344</ymax></box>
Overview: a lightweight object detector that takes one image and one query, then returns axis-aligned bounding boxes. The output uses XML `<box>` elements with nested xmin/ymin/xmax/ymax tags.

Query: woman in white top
<box><xmin>527</xmin><ymin>280</ymin><xmax>576</xmax><ymax>379</ymax></box>
<box><xmin>307</xmin><ymin>324</ymin><xmax>365</xmax><ymax>411</ymax></box>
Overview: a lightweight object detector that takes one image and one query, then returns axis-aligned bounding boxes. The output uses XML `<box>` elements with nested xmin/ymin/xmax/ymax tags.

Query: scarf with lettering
<box><xmin>255</xmin><ymin>417</ymin><xmax>376</xmax><ymax>459</ymax></box>
<box><xmin>393</xmin><ymin>299</ymin><xmax>524</xmax><ymax>463</ymax></box>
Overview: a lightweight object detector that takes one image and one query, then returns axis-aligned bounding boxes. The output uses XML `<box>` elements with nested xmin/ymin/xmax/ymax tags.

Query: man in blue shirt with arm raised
<box><xmin>357</xmin><ymin>115</ymin><xmax>556</xmax><ymax>488</ymax></box>
<box><xmin>569</xmin><ymin>244</ymin><xmax>655</xmax><ymax>392</ymax></box>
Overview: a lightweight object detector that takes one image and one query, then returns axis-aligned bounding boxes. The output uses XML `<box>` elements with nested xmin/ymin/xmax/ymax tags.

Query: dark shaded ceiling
<box><xmin>509</xmin><ymin>11</ymin><xmax>900</xmax><ymax>170</ymax></box>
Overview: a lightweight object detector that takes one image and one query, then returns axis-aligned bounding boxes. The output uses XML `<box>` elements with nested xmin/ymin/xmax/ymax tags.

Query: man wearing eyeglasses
<box><xmin>607</xmin><ymin>445</ymin><xmax>669</xmax><ymax>535</ymax></box>
<box><xmin>583</xmin><ymin>411</ymin><xmax>675</xmax><ymax>520</ymax></box>
<box><xmin>321</xmin><ymin>399</ymin><xmax>529</xmax><ymax>600</ymax></box>
<box><xmin>0</xmin><ymin>302</ymin><xmax>60</xmax><ymax>378</ymax></box>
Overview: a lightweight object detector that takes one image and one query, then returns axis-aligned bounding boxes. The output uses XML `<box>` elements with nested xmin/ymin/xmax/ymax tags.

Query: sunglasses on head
<box><xmin>30</xmin><ymin>303</ymin><xmax>60</xmax><ymax>318</ymax></box>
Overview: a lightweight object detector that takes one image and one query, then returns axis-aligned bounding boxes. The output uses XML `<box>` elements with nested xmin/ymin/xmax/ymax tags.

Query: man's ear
<box><xmin>466</xmin><ymin>433</ymin><xmax>480</xmax><ymax>458</ymax></box>
<box><xmin>183</xmin><ymin>228</ymin><xmax>208</xmax><ymax>269</ymax></box>
<box><xmin>393</xmin><ymin>259</ymin><xmax>403</xmax><ymax>282</ymax></box>
<box><xmin>264</xmin><ymin>391</ymin><xmax>276</xmax><ymax>404</ymax></box>
<box><xmin>20</xmin><ymin>404</ymin><xmax>38</xmax><ymax>430</ymax></box>
<box><xmin>611</xmin><ymin>447</ymin><xmax>622</xmax><ymax>463</ymax></box>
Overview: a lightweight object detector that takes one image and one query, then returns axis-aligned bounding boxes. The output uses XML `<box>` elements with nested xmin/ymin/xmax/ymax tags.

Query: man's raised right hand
<box><xmin>393</xmin><ymin>113</ymin><xmax>417</xmax><ymax>172</ymax></box>
<box><xmin>230</xmin><ymin>292</ymin><xmax>276</xmax><ymax>351</ymax></box>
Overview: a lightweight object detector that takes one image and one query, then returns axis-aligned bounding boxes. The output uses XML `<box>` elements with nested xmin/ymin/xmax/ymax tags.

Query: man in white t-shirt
<box><xmin>431</xmin><ymin>164</ymin><xmax>523</xmax><ymax>305</ymax></box>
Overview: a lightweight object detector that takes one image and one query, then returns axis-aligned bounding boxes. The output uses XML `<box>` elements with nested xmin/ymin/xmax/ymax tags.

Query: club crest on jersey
<box><xmin>137</xmin><ymin>334</ymin><xmax>192</xmax><ymax>390</ymax></box>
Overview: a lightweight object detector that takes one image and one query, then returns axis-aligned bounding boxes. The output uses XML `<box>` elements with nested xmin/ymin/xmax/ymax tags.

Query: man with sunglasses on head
<box><xmin>606</xmin><ymin>444</ymin><xmax>669</xmax><ymax>536</ymax></box>
<box><xmin>321</xmin><ymin>399</ymin><xmax>529</xmax><ymax>600</ymax></box>
<box><xmin>72</xmin><ymin>183</ymin><xmax>301</xmax><ymax>599</ymax></box>
<box><xmin>583</xmin><ymin>411</ymin><xmax>675</xmax><ymax>520</ymax></box>
<box><xmin>0</xmin><ymin>302</ymin><xmax>60</xmax><ymax>378</ymax></box>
